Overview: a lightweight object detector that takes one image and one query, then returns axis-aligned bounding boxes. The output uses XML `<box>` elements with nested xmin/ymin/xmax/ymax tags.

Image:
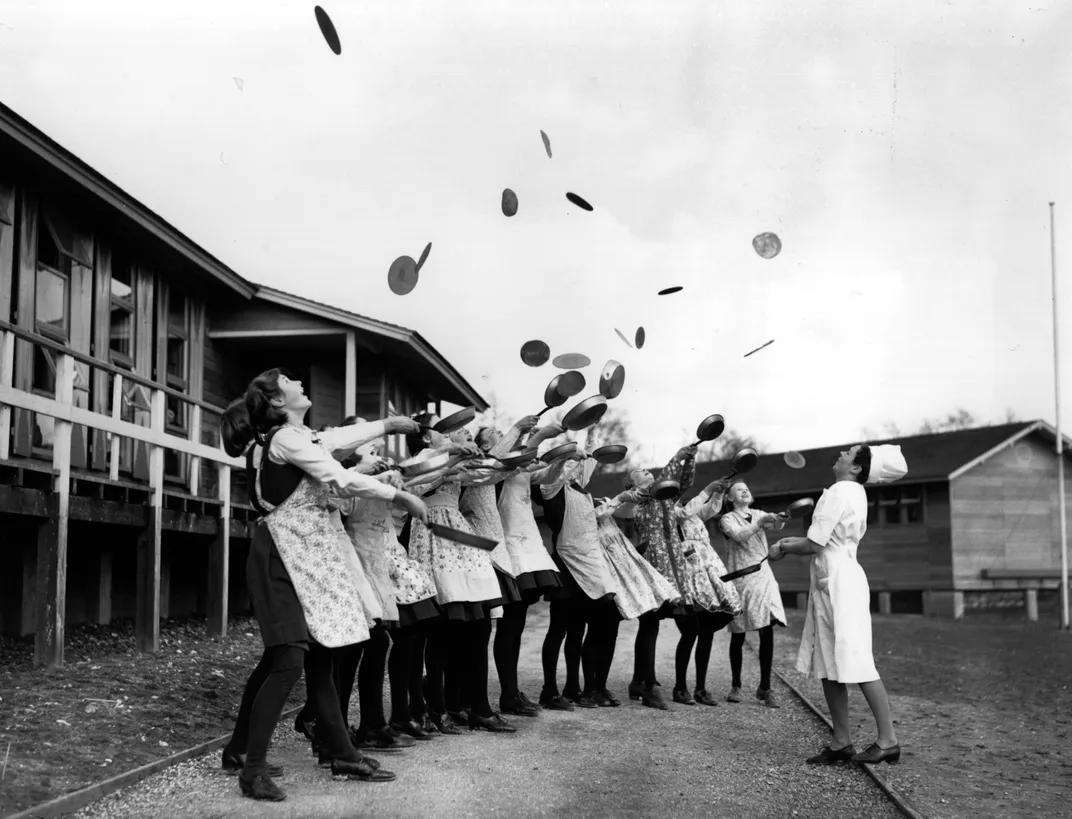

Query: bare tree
<box><xmin>590</xmin><ymin>407</ymin><xmax>641</xmax><ymax>472</ymax></box>
<box><xmin>472</xmin><ymin>391</ymin><xmax>515</xmax><ymax>435</ymax></box>
<box><xmin>916</xmin><ymin>408</ymin><xmax>978</xmax><ymax>435</ymax></box>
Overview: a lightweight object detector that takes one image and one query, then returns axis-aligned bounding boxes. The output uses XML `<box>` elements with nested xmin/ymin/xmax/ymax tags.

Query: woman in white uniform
<box><xmin>771</xmin><ymin>444</ymin><xmax>903</xmax><ymax>765</ymax></box>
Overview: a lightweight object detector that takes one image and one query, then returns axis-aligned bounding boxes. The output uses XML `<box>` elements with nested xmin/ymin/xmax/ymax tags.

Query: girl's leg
<box><xmin>306</xmin><ymin>642</ymin><xmax>363</xmax><ymax>763</ymax></box>
<box><xmin>821</xmin><ymin>679</ymin><xmax>853</xmax><ymax>749</ymax></box>
<box><xmin>729</xmin><ymin>631</ymin><xmax>745</xmax><ymax>689</ymax></box>
<box><xmin>563</xmin><ymin>599</ymin><xmax>587</xmax><ymax>697</ymax></box>
<box><xmin>541</xmin><ymin>599</ymin><xmax>570</xmax><ymax>693</ymax></box>
<box><xmin>243</xmin><ymin>645</ymin><xmax>304</xmax><ymax>778</ymax></box>
<box><xmin>424</xmin><ymin>619</ymin><xmax>448</xmax><ymax>715</ymax></box>
<box><xmin>334</xmin><ymin>643</ymin><xmax>363</xmax><ymax>727</ymax></box>
<box><xmin>694</xmin><ymin>613</ymin><xmax>719</xmax><ymax>691</ymax></box>
<box><xmin>356</xmin><ymin>627</ymin><xmax>390</xmax><ymax>731</ymax></box>
<box><xmin>408</xmin><ymin>622</ymin><xmax>430</xmax><ymax>719</ymax></box>
<box><xmin>673</xmin><ymin>614</ymin><xmax>699</xmax><ymax>691</ymax></box>
<box><xmin>224</xmin><ymin>649</ymin><xmax>273</xmax><ymax>757</ymax></box>
<box><xmin>758</xmin><ymin>625</ymin><xmax>774</xmax><ymax>692</ymax></box>
<box><xmin>494</xmin><ymin>602</ymin><xmax>527</xmax><ymax>702</ymax></box>
<box><xmin>635</xmin><ymin>612</ymin><xmax>661</xmax><ymax>687</ymax></box>
<box><xmin>466</xmin><ymin>618</ymin><xmax>495</xmax><ymax>719</ymax></box>
<box><xmin>388</xmin><ymin>626</ymin><xmax>412</xmax><ymax>724</ymax></box>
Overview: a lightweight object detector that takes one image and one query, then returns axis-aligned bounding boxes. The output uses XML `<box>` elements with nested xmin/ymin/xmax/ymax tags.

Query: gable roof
<box><xmin>586</xmin><ymin>421</ymin><xmax>1052</xmax><ymax>502</ymax></box>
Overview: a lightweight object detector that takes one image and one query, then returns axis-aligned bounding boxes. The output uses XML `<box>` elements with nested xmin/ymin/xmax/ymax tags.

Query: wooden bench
<box><xmin>980</xmin><ymin>569</ymin><xmax>1065</xmax><ymax>621</ymax></box>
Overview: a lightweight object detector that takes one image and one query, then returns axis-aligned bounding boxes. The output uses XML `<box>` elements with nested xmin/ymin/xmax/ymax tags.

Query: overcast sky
<box><xmin>2</xmin><ymin>0</ymin><xmax>1070</xmax><ymax>464</ymax></box>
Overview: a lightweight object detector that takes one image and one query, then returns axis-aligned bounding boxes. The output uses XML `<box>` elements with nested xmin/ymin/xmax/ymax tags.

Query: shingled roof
<box><xmin>586</xmin><ymin>421</ymin><xmax>1048</xmax><ymax>502</ymax></box>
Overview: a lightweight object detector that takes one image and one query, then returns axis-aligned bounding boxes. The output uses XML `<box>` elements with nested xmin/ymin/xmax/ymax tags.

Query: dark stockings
<box><xmin>225</xmin><ymin>648</ymin><xmax>273</xmax><ymax>757</ymax></box>
<box><xmin>583</xmin><ymin>601</ymin><xmax>621</xmax><ymax>693</ymax></box>
<box><xmin>633</xmin><ymin>612</ymin><xmax>661</xmax><ymax>687</ymax></box>
<box><xmin>306</xmin><ymin>643</ymin><xmax>363</xmax><ymax>762</ymax></box>
<box><xmin>464</xmin><ymin>618</ymin><xmax>494</xmax><ymax>719</ymax></box>
<box><xmin>423</xmin><ymin>619</ymin><xmax>448</xmax><ymax>715</ymax></box>
<box><xmin>243</xmin><ymin>645</ymin><xmax>303</xmax><ymax>776</ymax></box>
<box><xmin>676</xmin><ymin>611</ymin><xmax>734</xmax><ymax>691</ymax></box>
<box><xmin>541</xmin><ymin>598</ymin><xmax>586</xmax><ymax>694</ymax></box>
<box><xmin>729</xmin><ymin>625</ymin><xmax>774</xmax><ymax>690</ymax></box>
<box><xmin>352</xmin><ymin>627</ymin><xmax>390</xmax><ymax>731</ymax></box>
<box><xmin>389</xmin><ymin>624</ymin><xmax>426</xmax><ymax>723</ymax></box>
<box><xmin>493</xmin><ymin>602</ymin><xmax>529</xmax><ymax>701</ymax></box>
<box><xmin>674</xmin><ymin>614</ymin><xmax>699</xmax><ymax>691</ymax></box>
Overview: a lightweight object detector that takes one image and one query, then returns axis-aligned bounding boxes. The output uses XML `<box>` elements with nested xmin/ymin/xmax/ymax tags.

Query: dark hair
<box><xmin>853</xmin><ymin>445</ymin><xmax>872</xmax><ymax>484</ymax></box>
<box><xmin>342</xmin><ymin>415</ymin><xmax>360</xmax><ymax>427</ymax></box>
<box><xmin>475</xmin><ymin>426</ymin><xmax>497</xmax><ymax>453</ymax></box>
<box><xmin>406</xmin><ymin>413</ymin><xmax>437</xmax><ymax>455</ymax></box>
<box><xmin>220</xmin><ymin>397</ymin><xmax>255</xmax><ymax>457</ymax></box>
<box><xmin>245</xmin><ymin>368</ymin><xmax>289</xmax><ymax>436</ymax></box>
<box><xmin>339</xmin><ymin>416</ymin><xmax>363</xmax><ymax>469</ymax></box>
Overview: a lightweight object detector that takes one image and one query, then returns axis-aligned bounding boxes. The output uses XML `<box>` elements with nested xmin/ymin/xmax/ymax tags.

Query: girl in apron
<box><xmin>669</xmin><ymin>481</ymin><xmax>743</xmax><ymax>706</ymax></box>
<box><xmin>625</xmin><ymin>444</ymin><xmax>698</xmax><ymax>710</ymax></box>
<box><xmin>538</xmin><ymin>429</ymin><xmax>621</xmax><ymax>710</ymax></box>
<box><xmin>404</xmin><ymin>414</ymin><xmax>517</xmax><ymax>734</ymax></box>
<box><xmin>771</xmin><ymin>444</ymin><xmax>902</xmax><ymax>765</ymax></box>
<box><xmin>718</xmin><ymin>480</ymin><xmax>787</xmax><ymax>708</ymax></box>
<box><xmin>475</xmin><ymin>419</ymin><xmax>565</xmax><ymax>716</ymax></box>
<box><xmin>229</xmin><ymin>369</ymin><xmax>428</xmax><ymax>799</ymax></box>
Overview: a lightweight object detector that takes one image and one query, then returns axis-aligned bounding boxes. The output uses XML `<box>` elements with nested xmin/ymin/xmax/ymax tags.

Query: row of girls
<box><xmin>216</xmin><ymin>367</ymin><xmax>788</xmax><ymax>803</ymax></box>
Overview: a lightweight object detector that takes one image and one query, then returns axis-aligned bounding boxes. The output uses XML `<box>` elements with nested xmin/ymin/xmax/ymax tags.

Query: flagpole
<box><xmin>1051</xmin><ymin>202</ymin><xmax>1069</xmax><ymax>631</ymax></box>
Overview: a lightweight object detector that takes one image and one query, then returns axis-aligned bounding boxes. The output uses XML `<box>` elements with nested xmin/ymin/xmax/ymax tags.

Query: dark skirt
<box><xmin>546</xmin><ymin>553</ymin><xmax>615</xmax><ymax>605</ymax></box>
<box><xmin>397</xmin><ymin>597</ymin><xmax>445</xmax><ymax>628</ymax></box>
<box><xmin>246</xmin><ymin>522</ymin><xmax>310</xmax><ymax>648</ymax></box>
<box><xmin>514</xmin><ymin>569</ymin><xmax>563</xmax><ymax>604</ymax></box>
<box><xmin>443</xmin><ymin>600</ymin><xmax>497</xmax><ymax>622</ymax></box>
<box><xmin>494</xmin><ymin>570</ymin><xmax>523</xmax><ymax>606</ymax></box>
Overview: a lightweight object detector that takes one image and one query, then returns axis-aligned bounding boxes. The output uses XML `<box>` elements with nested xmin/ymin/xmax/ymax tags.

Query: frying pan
<box><xmin>590</xmin><ymin>444</ymin><xmax>628</xmax><ymax>464</ymax></box>
<box><xmin>720</xmin><ymin>447</ymin><xmax>759</xmax><ymax>482</ymax></box>
<box><xmin>650</xmin><ymin>479</ymin><xmax>681</xmax><ymax>501</ymax></box>
<box><xmin>541</xmin><ymin>442</ymin><xmax>579</xmax><ymax>463</ymax></box>
<box><xmin>495</xmin><ymin>448</ymin><xmax>539</xmax><ymax>469</ymax></box>
<box><xmin>785</xmin><ymin>498</ymin><xmax>815</xmax><ymax>518</ymax></box>
<box><xmin>721</xmin><ymin>558</ymin><xmax>768</xmax><ymax>582</ymax></box>
<box><xmin>561</xmin><ymin>395</ymin><xmax>608</xmax><ymax>432</ymax></box>
<box><xmin>784</xmin><ymin>451</ymin><xmax>806</xmax><ymax>469</ymax></box>
<box><xmin>692</xmin><ymin>414</ymin><xmax>725</xmax><ymax>446</ymax></box>
<box><xmin>534</xmin><ymin>372</ymin><xmax>586</xmax><ymax>418</ymax></box>
<box><xmin>433</xmin><ymin>407</ymin><xmax>476</xmax><ymax>434</ymax></box>
<box><xmin>598</xmin><ymin>360</ymin><xmax>626</xmax><ymax>400</ymax></box>
<box><xmin>399</xmin><ymin>450</ymin><xmax>452</xmax><ymax>478</ymax></box>
<box><xmin>428</xmin><ymin>523</ymin><xmax>498</xmax><ymax>552</ymax></box>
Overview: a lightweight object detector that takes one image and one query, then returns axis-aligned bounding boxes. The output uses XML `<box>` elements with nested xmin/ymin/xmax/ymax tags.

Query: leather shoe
<box><xmin>597</xmin><ymin>689</ymin><xmax>621</xmax><ymax>707</ymax></box>
<box><xmin>673</xmin><ymin>686</ymin><xmax>696</xmax><ymax>705</ymax></box>
<box><xmin>351</xmin><ymin>726</ymin><xmax>410</xmax><ymax>753</ymax></box>
<box><xmin>500</xmin><ymin>694</ymin><xmax>540</xmax><ymax>717</ymax></box>
<box><xmin>518</xmin><ymin>691</ymin><xmax>540</xmax><ymax>709</ymax></box>
<box><xmin>319</xmin><ymin>749</ymin><xmax>382</xmax><ymax>770</ymax></box>
<box><xmin>726</xmin><ymin>686</ymin><xmax>743</xmax><ymax>703</ymax></box>
<box><xmin>447</xmin><ymin>709</ymin><xmax>469</xmax><ymax>725</ymax></box>
<box><xmin>627</xmin><ymin>680</ymin><xmax>645</xmax><ymax>701</ymax></box>
<box><xmin>640</xmin><ymin>684</ymin><xmax>668</xmax><ymax>711</ymax></box>
<box><xmin>293</xmin><ymin>713</ymin><xmax>317</xmax><ymax>741</ymax></box>
<box><xmin>567</xmin><ymin>690</ymin><xmax>598</xmax><ymax>709</ymax></box>
<box><xmin>222</xmin><ymin>750</ymin><xmax>283</xmax><ymax>778</ymax></box>
<box><xmin>468</xmin><ymin>712</ymin><xmax>517</xmax><ymax>733</ymax></box>
<box><xmin>806</xmin><ymin>745</ymin><xmax>857</xmax><ymax>765</ymax></box>
<box><xmin>693</xmin><ymin>688</ymin><xmax>718</xmax><ymax>707</ymax></box>
<box><xmin>430</xmin><ymin>712</ymin><xmax>462</xmax><ymax>735</ymax></box>
<box><xmin>390</xmin><ymin>719</ymin><xmax>433</xmax><ymax>740</ymax></box>
<box><xmin>851</xmin><ymin>743</ymin><xmax>901</xmax><ymax>765</ymax></box>
<box><xmin>331</xmin><ymin>757</ymin><xmax>397</xmax><ymax>782</ymax></box>
<box><xmin>417</xmin><ymin>713</ymin><xmax>440</xmax><ymax>736</ymax></box>
<box><xmin>538</xmin><ymin>689</ymin><xmax>575</xmax><ymax>711</ymax></box>
<box><xmin>239</xmin><ymin>772</ymin><xmax>286</xmax><ymax>801</ymax></box>
<box><xmin>756</xmin><ymin>686</ymin><xmax>781</xmax><ymax>708</ymax></box>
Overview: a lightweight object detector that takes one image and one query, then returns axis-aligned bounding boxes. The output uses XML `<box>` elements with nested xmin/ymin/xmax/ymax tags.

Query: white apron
<box><xmin>557</xmin><ymin>487</ymin><xmax>619</xmax><ymax>601</ymax></box>
<box><xmin>498</xmin><ymin>472</ymin><xmax>559</xmax><ymax>576</ymax></box>
<box><xmin>795</xmin><ymin>482</ymin><xmax>879</xmax><ymax>684</ymax></box>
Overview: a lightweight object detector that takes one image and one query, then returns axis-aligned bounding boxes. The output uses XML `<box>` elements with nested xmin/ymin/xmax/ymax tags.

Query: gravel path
<box><xmin>73</xmin><ymin>604</ymin><xmax>900</xmax><ymax>819</ymax></box>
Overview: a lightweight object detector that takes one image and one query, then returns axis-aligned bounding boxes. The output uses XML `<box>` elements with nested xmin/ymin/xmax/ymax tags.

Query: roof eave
<box><xmin>0</xmin><ymin>103</ymin><xmax>256</xmax><ymax>300</ymax></box>
<box><xmin>946</xmin><ymin>421</ymin><xmax>1046</xmax><ymax>481</ymax></box>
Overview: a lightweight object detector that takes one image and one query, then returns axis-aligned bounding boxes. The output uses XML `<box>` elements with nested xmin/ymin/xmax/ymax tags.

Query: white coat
<box><xmin>795</xmin><ymin>480</ymin><xmax>880</xmax><ymax>684</ymax></box>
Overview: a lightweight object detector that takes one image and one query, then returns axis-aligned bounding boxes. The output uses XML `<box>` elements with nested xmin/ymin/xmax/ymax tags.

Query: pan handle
<box><xmin>535</xmin><ymin>406</ymin><xmax>553</xmax><ymax>418</ymax></box>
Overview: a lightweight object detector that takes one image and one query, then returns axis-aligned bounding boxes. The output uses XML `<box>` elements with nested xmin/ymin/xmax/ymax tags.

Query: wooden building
<box><xmin>0</xmin><ymin>102</ymin><xmax>486</xmax><ymax>666</ymax></box>
<box><xmin>586</xmin><ymin>421</ymin><xmax>1072</xmax><ymax>620</ymax></box>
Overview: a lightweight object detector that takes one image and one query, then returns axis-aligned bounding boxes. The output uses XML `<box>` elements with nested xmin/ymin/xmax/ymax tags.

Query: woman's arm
<box><xmin>270</xmin><ymin>427</ymin><xmax>397</xmax><ymax>501</ymax></box>
<box><xmin>661</xmin><ymin>445</ymin><xmax>698</xmax><ymax>496</ymax></box>
<box><xmin>487</xmin><ymin>415</ymin><xmax>539</xmax><ymax>460</ymax></box>
<box><xmin>719</xmin><ymin>510</ymin><xmax>775</xmax><ymax>544</ymax></box>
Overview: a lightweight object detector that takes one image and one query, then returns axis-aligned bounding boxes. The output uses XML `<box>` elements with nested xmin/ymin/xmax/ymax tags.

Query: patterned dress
<box><xmin>594</xmin><ymin>499</ymin><xmax>679</xmax><ymax>620</ymax></box>
<box><xmin>719</xmin><ymin>509</ymin><xmax>787</xmax><ymax>633</ymax></box>
<box><xmin>632</xmin><ymin>449</ymin><xmax>697</xmax><ymax>610</ymax></box>
<box><xmin>409</xmin><ymin>477</ymin><xmax>503</xmax><ymax>619</ymax></box>
<box><xmin>250</xmin><ymin>425</ymin><xmax>394</xmax><ymax>648</ymax></box>
<box><xmin>673</xmin><ymin>491</ymin><xmax>742</xmax><ymax>616</ymax></box>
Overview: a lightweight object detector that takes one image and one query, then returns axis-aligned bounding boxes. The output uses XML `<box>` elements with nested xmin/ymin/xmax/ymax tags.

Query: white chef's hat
<box><xmin>867</xmin><ymin>444</ymin><xmax>908</xmax><ymax>484</ymax></box>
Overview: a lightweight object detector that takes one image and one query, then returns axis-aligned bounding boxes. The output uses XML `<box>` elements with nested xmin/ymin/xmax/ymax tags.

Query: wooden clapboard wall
<box><xmin>950</xmin><ymin>432</ymin><xmax>1072</xmax><ymax>590</ymax></box>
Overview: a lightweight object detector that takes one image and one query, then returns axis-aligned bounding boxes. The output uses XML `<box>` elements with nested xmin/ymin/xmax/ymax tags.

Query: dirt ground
<box><xmin>0</xmin><ymin>616</ymin><xmax>306</xmax><ymax>816</ymax></box>
<box><xmin>773</xmin><ymin>597</ymin><xmax>1072</xmax><ymax>819</ymax></box>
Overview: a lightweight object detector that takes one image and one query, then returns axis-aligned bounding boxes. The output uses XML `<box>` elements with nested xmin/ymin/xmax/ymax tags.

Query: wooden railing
<box><xmin>0</xmin><ymin>320</ymin><xmax>245</xmax><ymax>667</ymax></box>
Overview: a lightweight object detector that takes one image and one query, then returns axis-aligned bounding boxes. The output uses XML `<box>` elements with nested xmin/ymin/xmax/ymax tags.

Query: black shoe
<box><xmin>500</xmin><ymin>694</ymin><xmax>540</xmax><ymax>717</ymax></box>
<box><xmin>518</xmin><ymin>691</ymin><xmax>540</xmax><ymax>709</ymax></box>
<box><xmin>807</xmin><ymin>745</ymin><xmax>857</xmax><ymax>765</ymax></box>
<box><xmin>673</xmin><ymin>686</ymin><xmax>696</xmax><ymax>705</ymax></box>
<box><xmin>563</xmin><ymin>688</ymin><xmax>597</xmax><ymax>708</ymax></box>
<box><xmin>351</xmin><ymin>726</ymin><xmax>411</xmax><ymax>753</ymax></box>
<box><xmin>468</xmin><ymin>712</ymin><xmax>517</xmax><ymax>733</ymax></box>
<box><xmin>390</xmin><ymin>719</ymin><xmax>433</xmax><ymax>740</ymax></box>
<box><xmin>293</xmin><ymin>713</ymin><xmax>317</xmax><ymax>741</ymax></box>
<box><xmin>430</xmin><ymin>712</ymin><xmax>462</xmax><ymax>735</ymax></box>
<box><xmin>331</xmin><ymin>758</ymin><xmax>397</xmax><ymax>782</ymax></box>
<box><xmin>641</xmin><ymin>684</ymin><xmax>669</xmax><ymax>711</ymax></box>
<box><xmin>239</xmin><ymin>772</ymin><xmax>286</xmax><ymax>801</ymax></box>
<box><xmin>597</xmin><ymin>689</ymin><xmax>621</xmax><ymax>707</ymax></box>
<box><xmin>538</xmin><ymin>689</ymin><xmax>575</xmax><ymax>711</ymax></box>
<box><xmin>627</xmin><ymin>680</ymin><xmax>644</xmax><ymax>701</ymax></box>
<box><xmin>693</xmin><ymin>688</ymin><xmax>719</xmax><ymax>707</ymax></box>
<box><xmin>576</xmin><ymin>691</ymin><xmax>603</xmax><ymax>708</ymax></box>
<box><xmin>222</xmin><ymin>750</ymin><xmax>283</xmax><ymax>778</ymax></box>
<box><xmin>851</xmin><ymin>743</ymin><xmax>901</xmax><ymax>765</ymax></box>
<box><xmin>447</xmin><ymin>709</ymin><xmax>469</xmax><ymax>725</ymax></box>
<box><xmin>417</xmin><ymin>713</ymin><xmax>441</xmax><ymax>736</ymax></box>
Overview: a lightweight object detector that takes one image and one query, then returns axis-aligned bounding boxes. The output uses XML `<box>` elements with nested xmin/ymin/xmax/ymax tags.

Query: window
<box><xmin>109</xmin><ymin>262</ymin><xmax>135</xmax><ymax>363</ymax></box>
<box><xmin>31</xmin><ymin>221</ymin><xmax>71</xmax><ymax>452</ymax></box>
<box><xmin>872</xmin><ymin>486</ymin><xmax>924</xmax><ymax>526</ymax></box>
<box><xmin>164</xmin><ymin>289</ymin><xmax>189</xmax><ymax>480</ymax></box>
